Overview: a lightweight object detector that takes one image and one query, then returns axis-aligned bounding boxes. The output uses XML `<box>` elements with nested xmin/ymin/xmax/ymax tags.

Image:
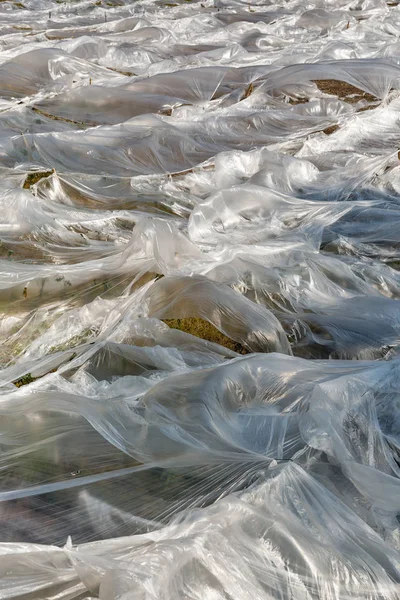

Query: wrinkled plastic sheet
<box><xmin>0</xmin><ymin>0</ymin><xmax>399</xmax><ymax>598</ymax></box>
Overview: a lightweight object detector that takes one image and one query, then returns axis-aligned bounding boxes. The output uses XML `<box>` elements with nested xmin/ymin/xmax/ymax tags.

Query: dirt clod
<box><xmin>323</xmin><ymin>124</ymin><xmax>340</xmax><ymax>135</ymax></box>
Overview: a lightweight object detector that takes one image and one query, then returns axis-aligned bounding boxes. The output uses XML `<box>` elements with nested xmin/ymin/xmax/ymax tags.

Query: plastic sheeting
<box><xmin>0</xmin><ymin>0</ymin><xmax>399</xmax><ymax>598</ymax></box>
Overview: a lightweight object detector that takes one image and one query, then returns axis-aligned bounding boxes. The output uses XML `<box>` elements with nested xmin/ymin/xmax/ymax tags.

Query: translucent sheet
<box><xmin>0</xmin><ymin>0</ymin><xmax>399</xmax><ymax>599</ymax></box>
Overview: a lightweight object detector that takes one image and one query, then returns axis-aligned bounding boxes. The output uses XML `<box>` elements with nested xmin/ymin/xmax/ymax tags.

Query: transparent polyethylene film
<box><xmin>0</xmin><ymin>0</ymin><xmax>399</xmax><ymax>599</ymax></box>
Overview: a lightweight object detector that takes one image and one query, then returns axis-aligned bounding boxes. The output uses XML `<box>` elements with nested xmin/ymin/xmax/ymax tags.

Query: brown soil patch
<box><xmin>163</xmin><ymin>317</ymin><xmax>248</xmax><ymax>354</ymax></box>
<box><xmin>31</xmin><ymin>106</ymin><xmax>89</xmax><ymax>128</ymax></box>
<box><xmin>0</xmin><ymin>241</ymin><xmax>48</xmax><ymax>262</ymax></box>
<box><xmin>323</xmin><ymin>124</ymin><xmax>340</xmax><ymax>135</ymax></box>
<box><xmin>288</xmin><ymin>96</ymin><xmax>308</xmax><ymax>105</ymax></box>
<box><xmin>23</xmin><ymin>170</ymin><xmax>54</xmax><ymax>189</ymax></box>
<box><xmin>313</xmin><ymin>80</ymin><xmax>377</xmax><ymax>103</ymax></box>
